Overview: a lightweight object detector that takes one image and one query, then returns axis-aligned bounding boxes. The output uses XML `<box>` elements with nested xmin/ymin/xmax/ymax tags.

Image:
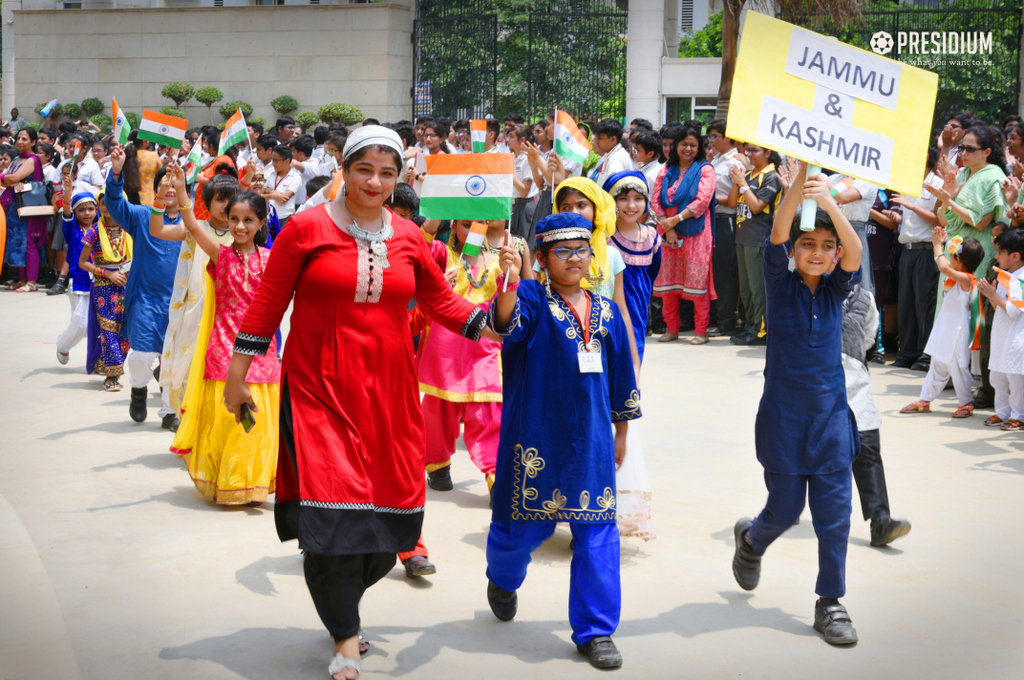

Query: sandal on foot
<box><xmin>984</xmin><ymin>415</ymin><xmax>1004</xmax><ymax>427</ymax></box>
<box><xmin>900</xmin><ymin>400</ymin><xmax>930</xmax><ymax>413</ymax></box>
<box><xmin>327</xmin><ymin>654</ymin><xmax>360</xmax><ymax>679</ymax></box>
<box><xmin>103</xmin><ymin>377</ymin><xmax>122</xmax><ymax>392</ymax></box>
<box><xmin>951</xmin><ymin>404</ymin><xmax>974</xmax><ymax>418</ymax></box>
<box><xmin>56</xmin><ymin>348</ymin><xmax>70</xmax><ymax>365</ymax></box>
<box><xmin>1000</xmin><ymin>419</ymin><xmax>1024</xmax><ymax>431</ymax></box>
<box><xmin>358</xmin><ymin>630</ymin><xmax>369</xmax><ymax>655</ymax></box>
<box><xmin>15</xmin><ymin>282</ymin><xmax>38</xmax><ymax>293</ymax></box>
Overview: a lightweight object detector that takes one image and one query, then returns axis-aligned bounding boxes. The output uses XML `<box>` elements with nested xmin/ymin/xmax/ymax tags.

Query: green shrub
<box><xmin>219</xmin><ymin>101</ymin><xmax>253</xmax><ymax>120</ymax></box>
<box><xmin>90</xmin><ymin>114</ymin><xmax>113</xmax><ymax>134</ymax></box>
<box><xmin>295</xmin><ymin>111</ymin><xmax>319</xmax><ymax>131</ymax></box>
<box><xmin>317</xmin><ymin>103</ymin><xmax>364</xmax><ymax>126</ymax></box>
<box><xmin>270</xmin><ymin>96</ymin><xmax>298</xmax><ymax>115</ymax></box>
<box><xmin>160</xmin><ymin>107</ymin><xmax>187</xmax><ymax>121</ymax></box>
<box><xmin>161</xmin><ymin>82</ymin><xmax>195</xmax><ymax>108</ymax></box>
<box><xmin>35</xmin><ymin>102</ymin><xmax>64</xmax><ymax>119</ymax></box>
<box><xmin>195</xmin><ymin>87</ymin><xmax>224</xmax><ymax>108</ymax></box>
<box><xmin>249</xmin><ymin>117</ymin><xmax>268</xmax><ymax>127</ymax></box>
<box><xmin>63</xmin><ymin>103</ymin><xmax>83</xmax><ymax>120</ymax></box>
<box><xmin>80</xmin><ymin>98</ymin><xmax>104</xmax><ymax>117</ymax></box>
<box><xmin>125</xmin><ymin>112</ymin><xmax>141</xmax><ymax>129</ymax></box>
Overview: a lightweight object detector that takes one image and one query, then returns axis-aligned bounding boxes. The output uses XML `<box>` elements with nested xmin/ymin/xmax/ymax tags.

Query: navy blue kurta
<box><xmin>755</xmin><ymin>240</ymin><xmax>861</xmax><ymax>475</ymax></box>
<box><xmin>104</xmin><ymin>172</ymin><xmax>181</xmax><ymax>353</ymax></box>
<box><xmin>489</xmin><ymin>280</ymin><xmax>640</xmax><ymax>524</ymax></box>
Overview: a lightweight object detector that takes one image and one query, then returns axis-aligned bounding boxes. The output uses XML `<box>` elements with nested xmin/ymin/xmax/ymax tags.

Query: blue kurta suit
<box><xmin>609</xmin><ymin>231</ymin><xmax>662</xmax><ymax>364</ymax></box>
<box><xmin>485</xmin><ymin>279</ymin><xmax>640</xmax><ymax>645</ymax></box>
<box><xmin>748</xmin><ymin>239</ymin><xmax>861</xmax><ymax>599</ymax></box>
<box><xmin>104</xmin><ymin>172</ymin><xmax>181</xmax><ymax>353</ymax></box>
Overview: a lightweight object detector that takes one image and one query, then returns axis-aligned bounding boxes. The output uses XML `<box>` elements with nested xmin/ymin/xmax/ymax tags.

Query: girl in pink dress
<box><xmin>652</xmin><ymin>125</ymin><xmax>718</xmax><ymax>344</ymax></box>
<box><xmin>170</xmin><ymin>161</ymin><xmax>280</xmax><ymax>505</ymax></box>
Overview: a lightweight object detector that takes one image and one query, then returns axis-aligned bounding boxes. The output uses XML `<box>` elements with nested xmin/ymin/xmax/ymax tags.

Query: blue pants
<box><xmin>486</xmin><ymin>521</ymin><xmax>620</xmax><ymax>645</ymax></box>
<box><xmin>748</xmin><ymin>467</ymin><xmax>852</xmax><ymax>599</ymax></box>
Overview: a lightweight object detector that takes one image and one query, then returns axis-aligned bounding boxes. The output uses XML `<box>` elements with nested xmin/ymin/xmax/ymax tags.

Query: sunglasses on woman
<box><xmin>957</xmin><ymin>144</ymin><xmax>981</xmax><ymax>154</ymax></box>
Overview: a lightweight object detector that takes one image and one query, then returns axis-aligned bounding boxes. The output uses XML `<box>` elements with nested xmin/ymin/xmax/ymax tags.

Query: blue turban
<box><xmin>602</xmin><ymin>170</ymin><xmax>650</xmax><ymax>214</ymax></box>
<box><xmin>535</xmin><ymin>212</ymin><xmax>594</xmax><ymax>248</ymax></box>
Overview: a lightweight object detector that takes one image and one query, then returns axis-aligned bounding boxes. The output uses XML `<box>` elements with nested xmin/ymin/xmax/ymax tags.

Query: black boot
<box><xmin>129</xmin><ymin>387</ymin><xmax>148</xmax><ymax>422</ymax></box>
<box><xmin>427</xmin><ymin>465</ymin><xmax>453</xmax><ymax>491</ymax></box>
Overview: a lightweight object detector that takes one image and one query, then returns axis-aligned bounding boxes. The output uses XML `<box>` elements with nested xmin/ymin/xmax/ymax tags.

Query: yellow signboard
<box><xmin>726</xmin><ymin>12</ymin><xmax>939</xmax><ymax>196</ymax></box>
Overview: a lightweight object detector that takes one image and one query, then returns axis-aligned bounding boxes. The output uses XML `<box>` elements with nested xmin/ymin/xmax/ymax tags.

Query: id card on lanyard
<box><xmin>563</xmin><ymin>292</ymin><xmax>603</xmax><ymax>374</ymax></box>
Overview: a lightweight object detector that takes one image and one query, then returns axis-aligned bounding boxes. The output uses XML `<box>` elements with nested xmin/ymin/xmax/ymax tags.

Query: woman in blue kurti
<box><xmin>485</xmin><ymin>213</ymin><xmax>640</xmax><ymax>670</ymax></box>
<box><xmin>731</xmin><ymin>161</ymin><xmax>863</xmax><ymax>646</ymax></box>
<box><xmin>106</xmin><ymin>144</ymin><xmax>184</xmax><ymax>430</ymax></box>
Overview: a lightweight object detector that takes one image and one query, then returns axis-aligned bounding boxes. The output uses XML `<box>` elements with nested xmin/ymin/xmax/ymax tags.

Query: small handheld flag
<box><xmin>553</xmin><ymin>110</ymin><xmax>591</xmax><ymax>165</ymax></box>
<box><xmin>138</xmin><ymin>110</ymin><xmax>188</xmax><ymax>149</ymax></box>
<box><xmin>183</xmin><ymin>142</ymin><xmax>202</xmax><ymax>183</ymax></box>
<box><xmin>419</xmin><ymin>153</ymin><xmax>514</xmax><ymax>220</ymax></box>
<box><xmin>112</xmin><ymin>97</ymin><xmax>131</xmax><ymax>145</ymax></box>
<box><xmin>996</xmin><ymin>268</ymin><xmax>1024</xmax><ymax>309</ymax></box>
<box><xmin>461</xmin><ymin>221</ymin><xmax>489</xmax><ymax>258</ymax></box>
<box><xmin>219</xmin><ymin>108</ymin><xmax>248</xmax><ymax>157</ymax></box>
<box><xmin>470</xmin><ymin>120</ymin><xmax>487</xmax><ymax>153</ymax></box>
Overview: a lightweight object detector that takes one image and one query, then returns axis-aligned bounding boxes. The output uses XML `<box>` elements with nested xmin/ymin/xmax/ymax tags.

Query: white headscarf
<box><xmin>342</xmin><ymin>125</ymin><xmax>404</xmax><ymax>163</ymax></box>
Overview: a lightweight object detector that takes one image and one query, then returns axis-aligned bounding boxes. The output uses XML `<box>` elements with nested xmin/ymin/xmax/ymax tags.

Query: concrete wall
<box><xmin>6</xmin><ymin>2</ymin><xmax>413</xmax><ymax>127</ymax></box>
<box><xmin>661</xmin><ymin>57</ymin><xmax>721</xmax><ymax>98</ymax></box>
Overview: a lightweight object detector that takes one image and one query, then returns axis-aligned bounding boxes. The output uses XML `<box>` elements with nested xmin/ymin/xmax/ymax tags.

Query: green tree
<box><xmin>295</xmin><ymin>111</ymin><xmax>320</xmax><ymax>131</ymax></box>
<box><xmin>161</xmin><ymin>82</ymin><xmax>195</xmax><ymax>109</ymax></box>
<box><xmin>678</xmin><ymin>11</ymin><xmax>723</xmax><ymax>58</ymax></box>
<box><xmin>219</xmin><ymin>101</ymin><xmax>253</xmax><ymax>120</ymax></box>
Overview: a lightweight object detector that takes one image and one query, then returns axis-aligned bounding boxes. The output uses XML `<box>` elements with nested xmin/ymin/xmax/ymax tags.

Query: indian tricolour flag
<box><xmin>553</xmin><ymin>109</ymin><xmax>591</xmax><ymax>164</ymax></box>
<box><xmin>461</xmin><ymin>221</ymin><xmax>489</xmax><ymax>257</ymax></box>
<box><xmin>112</xmin><ymin>97</ymin><xmax>130</xmax><ymax>145</ymax></box>
<box><xmin>183</xmin><ymin>141</ymin><xmax>202</xmax><ymax>183</ymax></box>
<box><xmin>996</xmin><ymin>268</ymin><xmax>1024</xmax><ymax>308</ymax></box>
<box><xmin>219</xmin><ymin>108</ymin><xmax>248</xmax><ymax>156</ymax></box>
<box><xmin>420</xmin><ymin>153</ymin><xmax>514</xmax><ymax>220</ymax></box>
<box><xmin>470</xmin><ymin>120</ymin><xmax>487</xmax><ymax>153</ymax></box>
<box><xmin>138</xmin><ymin>110</ymin><xmax>188</xmax><ymax>149</ymax></box>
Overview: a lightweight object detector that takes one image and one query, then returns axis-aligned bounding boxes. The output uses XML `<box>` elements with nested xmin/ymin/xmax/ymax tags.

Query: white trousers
<box><xmin>919</xmin><ymin>358</ymin><xmax>973</xmax><ymax>406</ymax></box>
<box><xmin>56</xmin><ymin>292</ymin><xmax>90</xmax><ymax>355</ymax></box>
<box><xmin>991</xmin><ymin>371</ymin><xmax>1024</xmax><ymax>422</ymax></box>
<box><xmin>126</xmin><ymin>350</ymin><xmax>173</xmax><ymax>418</ymax></box>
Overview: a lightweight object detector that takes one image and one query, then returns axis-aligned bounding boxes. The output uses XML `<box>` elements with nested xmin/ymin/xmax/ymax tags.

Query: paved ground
<box><xmin>1</xmin><ymin>289</ymin><xmax>1022</xmax><ymax>680</ymax></box>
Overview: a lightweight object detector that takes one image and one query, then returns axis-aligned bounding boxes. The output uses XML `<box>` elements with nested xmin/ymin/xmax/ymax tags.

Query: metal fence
<box><xmin>787</xmin><ymin>3</ymin><xmax>1022</xmax><ymax>130</ymax></box>
<box><xmin>413</xmin><ymin>0</ymin><xmax>628</xmax><ymax>122</ymax></box>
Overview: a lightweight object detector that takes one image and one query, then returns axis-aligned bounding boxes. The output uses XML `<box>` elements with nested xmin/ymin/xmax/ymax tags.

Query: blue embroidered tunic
<box><xmin>489</xmin><ymin>279</ymin><xmax>641</xmax><ymax>524</ymax></box>
<box><xmin>104</xmin><ymin>171</ymin><xmax>181</xmax><ymax>353</ymax></box>
<box><xmin>755</xmin><ymin>240</ymin><xmax>861</xmax><ymax>475</ymax></box>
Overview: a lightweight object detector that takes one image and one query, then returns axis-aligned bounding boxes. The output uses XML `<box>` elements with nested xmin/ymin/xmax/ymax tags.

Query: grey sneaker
<box><xmin>576</xmin><ymin>636</ymin><xmax>623</xmax><ymax>669</ymax></box>
<box><xmin>814</xmin><ymin>600</ymin><xmax>858</xmax><ymax>645</ymax></box>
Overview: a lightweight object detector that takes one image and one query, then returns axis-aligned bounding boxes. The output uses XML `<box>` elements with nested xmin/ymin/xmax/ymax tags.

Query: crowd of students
<box><xmin>3</xmin><ymin>103</ymin><xmax>1024</xmax><ymax>678</ymax></box>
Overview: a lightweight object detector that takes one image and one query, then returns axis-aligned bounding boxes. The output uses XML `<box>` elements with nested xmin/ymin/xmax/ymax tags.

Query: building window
<box><xmin>680</xmin><ymin>0</ymin><xmax>693</xmax><ymax>31</ymax></box>
<box><xmin>665</xmin><ymin>96</ymin><xmax>717</xmax><ymax>126</ymax></box>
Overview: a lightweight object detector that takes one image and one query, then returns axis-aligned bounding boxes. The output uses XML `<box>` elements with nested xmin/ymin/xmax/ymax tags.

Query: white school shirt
<box><xmin>42</xmin><ymin>163</ymin><xmax>60</xmax><ymax>186</ymax></box>
<box><xmin>514</xmin><ymin>152</ymin><xmax>539</xmax><ymax>199</ymax></box>
<box><xmin>834</xmin><ymin>176</ymin><xmax>878</xmax><ymax>223</ymax></box>
<box><xmin>76</xmin><ymin>156</ymin><xmax>105</xmax><ymax>190</ymax></box>
<box><xmin>898</xmin><ymin>172</ymin><xmax>943</xmax><ymax>244</ymax></box>
<box><xmin>292</xmin><ymin>157</ymin><xmax>323</xmax><ymax>205</ymax></box>
<box><xmin>589</xmin><ymin>144</ymin><xmax>633</xmax><ymax>189</ymax></box>
<box><xmin>637</xmin><ymin>160</ymin><xmax>663</xmax><ymax>193</ymax></box>
<box><xmin>989</xmin><ymin>267</ymin><xmax>1024</xmax><ymax>375</ymax></box>
<box><xmin>710</xmin><ymin>148</ymin><xmax>744</xmax><ymax>216</ymax></box>
<box><xmin>263</xmin><ymin>167</ymin><xmax>303</xmax><ymax>220</ymax></box>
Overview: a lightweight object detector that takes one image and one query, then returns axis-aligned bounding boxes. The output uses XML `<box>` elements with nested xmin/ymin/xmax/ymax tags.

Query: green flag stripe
<box><xmin>419</xmin><ymin>196</ymin><xmax>513</xmax><ymax>221</ymax></box>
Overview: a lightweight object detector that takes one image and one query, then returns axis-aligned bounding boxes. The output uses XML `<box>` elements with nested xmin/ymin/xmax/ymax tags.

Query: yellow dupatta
<box><xmin>552</xmin><ymin>176</ymin><xmax>617</xmax><ymax>290</ymax></box>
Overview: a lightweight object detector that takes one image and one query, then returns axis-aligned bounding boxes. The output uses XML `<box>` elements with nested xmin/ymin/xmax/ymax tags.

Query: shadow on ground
<box><xmin>158</xmin><ymin>592</ymin><xmax>815</xmax><ymax>678</ymax></box>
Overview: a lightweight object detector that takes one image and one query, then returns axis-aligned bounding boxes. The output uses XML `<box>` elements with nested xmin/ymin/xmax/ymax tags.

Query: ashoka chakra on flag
<box><xmin>465</xmin><ymin>175</ymin><xmax>487</xmax><ymax>196</ymax></box>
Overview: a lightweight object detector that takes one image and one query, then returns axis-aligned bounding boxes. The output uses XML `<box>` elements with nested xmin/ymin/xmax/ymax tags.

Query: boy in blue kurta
<box><xmin>731</xmin><ymin>162</ymin><xmax>864</xmax><ymax>645</ymax></box>
<box><xmin>486</xmin><ymin>213</ymin><xmax>640</xmax><ymax>669</ymax></box>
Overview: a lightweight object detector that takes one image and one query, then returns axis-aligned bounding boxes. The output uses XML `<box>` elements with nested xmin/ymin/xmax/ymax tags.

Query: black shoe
<box><xmin>161</xmin><ymin>413</ymin><xmax>180</xmax><ymax>432</ymax></box>
<box><xmin>38</xmin><ymin>270</ymin><xmax>56</xmax><ymax>287</ymax></box>
<box><xmin>403</xmin><ymin>555</ymin><xmax>436</xmax><ymax>578</ymax></box>
<box><xmin>707</xmin><ymin>325</ymin><xmax>726</xmax><ymax>338</ymax></box>
<box><xmin>869</xmin><ymin>354</ymin><xmax>886</xmax><ymax>365</ymax></box>
<box><xmin>732</xmin><ymin>518</ymin><xmax>761</xmax><ymax>591</ymax></box>
<box><xmin>129</xmin><ymin>387</ymin><xmax>148</xmax><ymax>422</ymax></box>
<box><xmin>870</xmin><ymin>517</ymin><xmax>911</xmax><ymax>547</ymax></box>
<box><xmin>427</xmin><ymin>466</ymin><xmax>453</xmax><ymax>491</ymax></box>
<box><xmin>46</xmin><ymin>278</ymin><xmax>67</xmax><ymax>296</ymax></box>
<box><xmin>487</xmin><ymin>580</ymin><xmax>517</xmax><ymax>622</ymax></box>
<box><xmin>576</xmin><ymin>636</ymin><xmax>623</xmax><ymax>669</ymax></box>
<box><xmin>752</xmin><ymin>334</ymin><xmax>767</xmax><ymax>346</ymax></box>
<box><xmin>729</xmin><ymin>331</ymin><xmax>753</xmax><ymax>345</ymax></box>
<box><xmin>813</xmin><ymin>599</ymin><xmax>858</xmax><ymax>645</ymax></box>
<box><xmin>891</xmin><ymin>357</ymin><xmax>915</xmax><ymax>368</ymax></box>
<box><xmin>910</xmin><ymin>360</ymin><xmax>930</xmax><ymax>372</ymax></box>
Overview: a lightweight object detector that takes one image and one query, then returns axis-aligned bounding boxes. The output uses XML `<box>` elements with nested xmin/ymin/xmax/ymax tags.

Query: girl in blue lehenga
<box><xmin>604</xmin><ymin>171</ymin><xmax>661</xmax><ymax>541</ymax></box>
<box><xmin>80</xmin><ymin>192</ymin><xmax>133</xmax><ymax>391</ymax></box>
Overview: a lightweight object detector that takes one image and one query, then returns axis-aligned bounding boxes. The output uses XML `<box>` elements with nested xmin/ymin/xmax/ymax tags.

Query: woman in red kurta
<box><xmin>223</xmin><ymin>127</ymin><xmax>485</xmax><ymax>680</ymax></box>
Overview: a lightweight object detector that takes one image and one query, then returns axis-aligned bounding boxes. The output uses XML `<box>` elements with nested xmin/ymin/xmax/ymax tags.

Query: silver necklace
<box><xmin>342</xmin><ymin>207</ymin><xmax>393</xmax><ymax>268</ymax></box>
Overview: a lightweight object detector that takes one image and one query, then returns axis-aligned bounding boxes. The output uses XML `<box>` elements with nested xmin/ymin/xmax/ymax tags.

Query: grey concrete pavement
<box><xmin>1</xmin><ymin>290</ymin><xmax>1022</xmax><ymax>680</ymax></box>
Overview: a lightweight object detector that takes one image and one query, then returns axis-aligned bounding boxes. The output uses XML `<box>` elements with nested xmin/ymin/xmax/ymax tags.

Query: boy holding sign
<box><xmin>732</xmin><ymin>160</ymin><xmax>863</xmax><ymax>645</ymax></box>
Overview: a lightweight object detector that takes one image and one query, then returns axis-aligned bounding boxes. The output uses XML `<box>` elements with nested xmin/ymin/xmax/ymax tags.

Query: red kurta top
<box><xmin>234</xmin><ymin>205</ymin><xmax>484</xmax><ymax>555</ymax></box>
